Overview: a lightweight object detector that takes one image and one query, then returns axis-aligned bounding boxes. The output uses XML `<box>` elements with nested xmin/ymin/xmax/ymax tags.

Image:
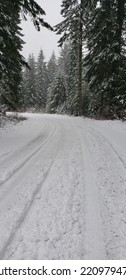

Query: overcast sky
<box><xmin>21</xmin><ymin>0</ymin><xmax>62</xmax><ymax>62</ymax></box>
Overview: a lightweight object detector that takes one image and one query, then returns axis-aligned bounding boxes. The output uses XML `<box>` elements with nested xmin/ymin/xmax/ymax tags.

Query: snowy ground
<box><xmin>0</xmin><ymin>113</ymin><xmax>126</xmax><ymax>260</ymax></box>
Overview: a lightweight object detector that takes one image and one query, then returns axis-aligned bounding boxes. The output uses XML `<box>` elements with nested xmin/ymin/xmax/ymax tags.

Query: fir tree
<box><xmin>84</xmin><ymin>0</ymin><xmax>126</xmax><ymax>118</ymax></box>
<box><xmin>23</xmin><ymin>54</ymin><xmax>36</xmax><ymax>109</ymax></box>
<box><xmin>0</xmin><ymin>0</ymin><xmax>25</xmax><ymax>110</ymax></box>
<box><xmin>46</xmin><ymin>52</ymin><xmax>57</xmax><ymax>87</ymax></box>
<box><xmin>57</xmin><ymin>43</ymin><xmax>70</xmax><ymax>86</ymax></box>
<box><xmin>55</xmin><ymin>0</ymin><xmax>85</xmax><ymax>115</ymax></box>
<box><xmin>36</xmin><ymin>49</ymin><xmax>47</xmax><ymax>110</ymax></box>
<box><xmin>20</xmin><ymin>0</ymin><xmax>52</xmax><ymax>31</ymax></box>
<box><xmin>66</xmin><ymin>42</ymin><xmax>79</xmax><ymax>115</ymax></box>
<box><xmin>46</xmin><ymin>74</ymin><xmax>66</xmax><ymax>114</ymax></box>
<box><xmin>0</xmin><ymin>0</ymin><xmax>53</xmax><ymax>110</ymax></box>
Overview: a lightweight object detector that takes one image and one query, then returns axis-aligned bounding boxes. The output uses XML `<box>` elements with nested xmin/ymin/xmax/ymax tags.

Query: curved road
<box><xmin>0</xmin><ymin>114</ymin><xmax>126</xmax><ymax>259</ymax></box>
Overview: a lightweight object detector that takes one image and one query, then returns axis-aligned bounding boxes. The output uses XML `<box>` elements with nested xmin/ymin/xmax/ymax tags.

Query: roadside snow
<box><xmin>0</xmin><ymin>113</ymin><xmax>126</xmax><ymax>259</ymax></box>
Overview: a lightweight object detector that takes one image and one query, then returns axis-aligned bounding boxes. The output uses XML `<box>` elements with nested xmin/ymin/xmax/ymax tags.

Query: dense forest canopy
<box><xmin>0</xmin><ymin>0</ymin><xmax>126</xmax><ymax>119</ymax></box>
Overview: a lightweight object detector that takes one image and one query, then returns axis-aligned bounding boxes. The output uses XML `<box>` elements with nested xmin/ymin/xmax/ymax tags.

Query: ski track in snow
<box><xmin>0</xmin><ymin>119</ymin><xmax>56</xmax><ymax>185</ymax></box>
<box><xmin>85</xmin><ymin>126</ymin><xmax>126</xmax><ymax>259</ymax></box>
<box><xmin>0</xmin><ymin>114</ymin><xmax>126</xmax><ymax>259</ymax></box>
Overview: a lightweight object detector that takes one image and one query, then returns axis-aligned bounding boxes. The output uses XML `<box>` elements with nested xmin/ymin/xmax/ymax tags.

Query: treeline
<box><xmin>0</xmin><ymin>0</ymin><xmax>126</xmax><ymax>119</ymax></box>
<box><xmin>21</xmin><ymin>50</ymin><xmax>57</xmax><ymax>112</ymax></box>
<box><xmin>21</xmin><ymin>45</ymin><xmax>89</xmax><ymax>115</ymax></box>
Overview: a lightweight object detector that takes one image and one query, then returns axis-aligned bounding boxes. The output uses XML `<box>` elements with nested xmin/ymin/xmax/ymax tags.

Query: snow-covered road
<box><xmin>0</xmin><ymin>114</ymin><xmax>126</xmax><ymax>259</ymax></box>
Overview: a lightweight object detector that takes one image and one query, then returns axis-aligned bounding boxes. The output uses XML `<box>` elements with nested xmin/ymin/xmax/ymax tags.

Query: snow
<box><xmin>0</xmin><ymin>113</ymin><xmax>126</xmax><ymax>259</ymax></box>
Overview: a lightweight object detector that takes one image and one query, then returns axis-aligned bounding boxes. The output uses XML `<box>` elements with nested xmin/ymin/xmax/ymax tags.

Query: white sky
<box><xmin>21</xmin><ymin>0</ymin><xmax>62</xmax><ymax>62</ymax></box>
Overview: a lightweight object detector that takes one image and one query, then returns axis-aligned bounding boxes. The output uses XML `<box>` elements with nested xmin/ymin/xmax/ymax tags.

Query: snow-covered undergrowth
<box><xmin>0</xmin><ymin>113</ymin><xmax>126</xmax><ymax>259</ymax></box>
<box><xmin>0</xmin><ymin>112</ymin><xmax>27</xmax><ymax>128</ymax></box>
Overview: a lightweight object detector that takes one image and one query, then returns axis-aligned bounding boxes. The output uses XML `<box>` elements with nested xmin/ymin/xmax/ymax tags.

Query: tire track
<box><xmin>0</xmin><ymin>120</ymin><xmax>49</xmax><ymax>166</ymax></box>
<box><xmin>4</xmin><ymin>120</ymin><xmax>86</xmax><ymax>260</ymax></box>
<box><xmin>84</xmin><ymin>125</ymin><xmax>126</xmax><ymax>259</ymax></box>
<box><xmin>0</xmin><ymin>119</ymin><xmax>66</xmax><ymax>259</ymax></box>
<box><xmin>0</xmin><ymin>124</ymin><xmax>57</xmax><ymax>189</ymax></box>
<box><xmin>0</xmin><ymin>151</ymin><xmax>11</xmax><ymax>160</ymax></box>
<box><xmin>88</xmin><ymin>127</ymin><xmax>126</xmax><ymax>169</ymax></box>
<box><xmin>75</xmin><ymin>125</ymin><xmax>106</xmax><ymax>259</ymax></box>
<box><xmin>0</xmin><ymin>159</ymin><xmax>54</xmax><ymax>260</ymax></box>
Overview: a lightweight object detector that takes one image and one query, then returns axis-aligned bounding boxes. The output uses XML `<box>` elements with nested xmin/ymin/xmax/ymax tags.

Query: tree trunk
<box><xmin>116</xmin><ymin>0</ymin><xmax>125</xmax><ymax>55</ymax></box>
<box><xmin>78</xmin><ymin>0</ymin><xmax>84</xmax><ymax>115</ymax></box>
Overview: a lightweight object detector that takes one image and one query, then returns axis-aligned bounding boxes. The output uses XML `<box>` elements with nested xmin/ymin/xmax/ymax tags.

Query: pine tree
<box><xmin>46</xmin><ymin>52</ymin><xmax>57</xmax><ymax>87</ymax></box>
<box><xmin>20</xmin><ymin>0</ymin><xmax>52</xmax><ymax>31</ymax></box>
<box><xmin>84</xmin><ymin>0</ymin><xmax>126</xmax><ymax>118</ymax></box>
<box><xmin>36</xmin><ymin>49</ymin><xmax>47</xmax><ymax>110</ymax></box>
<box><xmin>112</xmin><ymin>0</ymin><xmax>126</xmax><ymax>117</ymax></box>
<box><xmin>0</xmin><ymin>0</ymin><xmax>53</xmax><ymax>110</ymax></box>
<box><xmin>55</xmin><ymin>0</ymin><xmax>85</xmax><ymax>115</ymax></box>
<box><xmin>57</xmin><ymin>44</ymin><xmax>70</xmax><ymax>81</ymax></box>
<box><xmin>57</xmin><ymin>42</ymin><xmax>79</xmax><ymax>115</ymax></box>
<box><xmin>66</xmin><ymin>42</ymin><xmax>79</xmax><ymax>115</ymax></box>
<box><xmin>46</xmin><ymin>74</ymin><xmax>66</xmax><ymax>114</ymax></box>
<box><xmin>0</xmin><ymin>0</ymin><xmax>25</xmax><ymax>110</ymax></box>
<box><xmin>23</xmin><ymin>54</ymin><xmax>37</xmax><ymax>110</ymax></box>
<box><xmin>57</xmin><ymin>41</ymin><xmax>87</xmax><ymax>116</ymax></box>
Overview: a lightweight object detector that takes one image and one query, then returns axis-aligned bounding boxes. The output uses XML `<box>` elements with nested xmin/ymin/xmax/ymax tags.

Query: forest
<box><xmin>0</xmin><ymin>0</ymin><xmax>126</xmax><ymax>119</ymax></box>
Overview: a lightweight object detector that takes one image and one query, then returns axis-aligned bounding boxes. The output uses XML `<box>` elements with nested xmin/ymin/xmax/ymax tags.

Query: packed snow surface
<box><xmin>0</xmin><ymin>113</ymin><xmax>126</xmax><ymax>260</ymax></box>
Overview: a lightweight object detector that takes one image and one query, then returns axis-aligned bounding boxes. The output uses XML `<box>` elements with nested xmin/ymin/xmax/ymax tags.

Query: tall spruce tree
<box><xmin>57</xmin><ymin>44</ymin><xmax>70</xmax><ymax>81</ymax></box>
<box><xmin>36</xmin><ymin>49</ymin><xmax>47</xmax><ymax>110</ymax></box>
<box><xmin>46</xmin><ymin>52</ymin><xmax>57</xmax><ymax>87</ymax></box>
<box><xmin>0</xmin><ymin>0</ymin><xmax>25</xmax><ymax>110</ymax></box>
<box><xmin>84</xmin><ymin>0</ymin><xmax>126</xmax><ymax>118</ymax></box>
<box><xmin>57</xmin><ymin>42</ymin><xmax>79</xmax><ymax>115</ymax></box>
<box><xmin>0</xmin><ymin>0</ymin><xmax>53</xmax><ymax>110</ymax></box>
<box><xmin>55</xmin><ymin>0</ymin><xmax>84</xmax><ymax>115</ymax></box>
<box><xmin>66</xmin><ymin>42</ymin><xmax>79</xmax><ymax>115</ymax></box>
<box><xmin>23</xmin><ymin>54</ymin><xmax>36</xmax><ymax>109</ymax></box>
<box><xmin>46</xmin><ymin>74</ymin><xmax>66</xmax><ymax>114</ymax></box>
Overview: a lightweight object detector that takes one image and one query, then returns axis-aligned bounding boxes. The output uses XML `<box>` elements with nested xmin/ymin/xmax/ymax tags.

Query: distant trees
<box><xmin>22</xmin><ymin>54</ymin><xmax>36</xmax><ymax>109</ymax></box>
<box><xmin>46</xmin><ymin>52</ymin><xmax>57</xmax><ymax>89</ymax></box>
<box><xmin>21</xmin><ymin>50</ymin><xmax>57</xmax><ymax>112</ymax></box>
<box><xmin>22</xmin><ymin>51</ymin><xmax>47</xmax><ymax>111</ymax></box>
<box><xmin>21</xmin><ymin>47</ymin><xmax>71</xmax><ymax>114</ymax></box>
<box><xmin>46</xmin><ymin>74</ymin><xmax>66</xmax><ymax>113</ymax></box>
<box><xmin>36</xmin><ymin>49</ymin><xmax>47</xmax><ymax>109</ymax></box>
<box><xmin>0</xmin><ymin>0</ymin><xmax>52</xmax><ymax>111</ymax></box>
<box><xmin>21</xmin><ymin>44</ymin><xmax>84</xmax><ymax>114</ymax></box>
<box><xmin>1</xmin><ymin>0</ymin><xmax>125</xmax><ymax>119</ymax></box>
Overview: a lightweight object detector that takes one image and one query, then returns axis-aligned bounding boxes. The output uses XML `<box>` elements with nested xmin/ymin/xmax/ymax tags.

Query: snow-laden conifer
<box><xmin>36</xmin><ymin>49</ymin><xmax>47</xmax><ymax>110</ymax></box>
<box><xmin>84</xmin><ymin>0</ymin><xmax>126</xmax><ymax>118</ymax></box>
<box><xmin>46</xmin><ymin>74</ymin><xmax>66</xmax><ymax>114</ymax></box>
<box><xmin>23</xmin><ymin>54</ymin><xmax>36</xmax><ymax>110</ymax></box>
<box><xmin>55</xmin><ymin>0</ymin><xmax>84</xmax><ymax>116</ymax></box>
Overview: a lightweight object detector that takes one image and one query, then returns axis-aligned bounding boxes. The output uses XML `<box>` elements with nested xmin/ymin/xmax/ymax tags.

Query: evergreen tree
<box><xmin>56</xmin><ymin>0</ymin><xmax>126</xmax><ymax>118</ymax></box>
<box><xmin>57</xmin><ymin>42</ymin><xmax>79</xmax><ymax>115</ymax></box>
<box><xmin>0</xmin><ymin>0</ymin><xmax>25</xmax><ymax>110</ymax></box>
<box><xmin>57</xmin><ymin>43</ymin><xmax>70</xmax><ymax>86</ymax></box>
<box><xmin>55</xmin><ymin>0</ymin><xmax>85</xmax><ymax>115</ymax></box>
<box><xmin>66</xmin><ymin>42</ymin><xmax>79</xmax><ymax>115</ymax></box>
<box><xmin>0</xmin><ymin>0</ymin><xmax>53</xmax><ymax>110</ymax></box>
<box><xmin>36</xmin><ymin>49</ymin><xmax>47</xmax><ymax>110</ymax></box>
<box><xmin>46</xmin><ymin>74</ymin><xmax>66</xmax><ymax>114</ymax></box>
<box><xmin>84</xmin><ymin>0</ymin><xmax>126</xmax><ymax>118</ymax></box>
<box><xmin>46</xmin><ymin>52</ymin><xmax>57</xmax><ymax>87</ymax></box>
<box><xmin>20</xmin><ymin>0</ymin><xmax>52</xmax><ymax>31</ymax></box>
<box><xmin>23</xmin><ymin>54</ymin><xmax>36</xmax><ymax>109</ymax></box>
